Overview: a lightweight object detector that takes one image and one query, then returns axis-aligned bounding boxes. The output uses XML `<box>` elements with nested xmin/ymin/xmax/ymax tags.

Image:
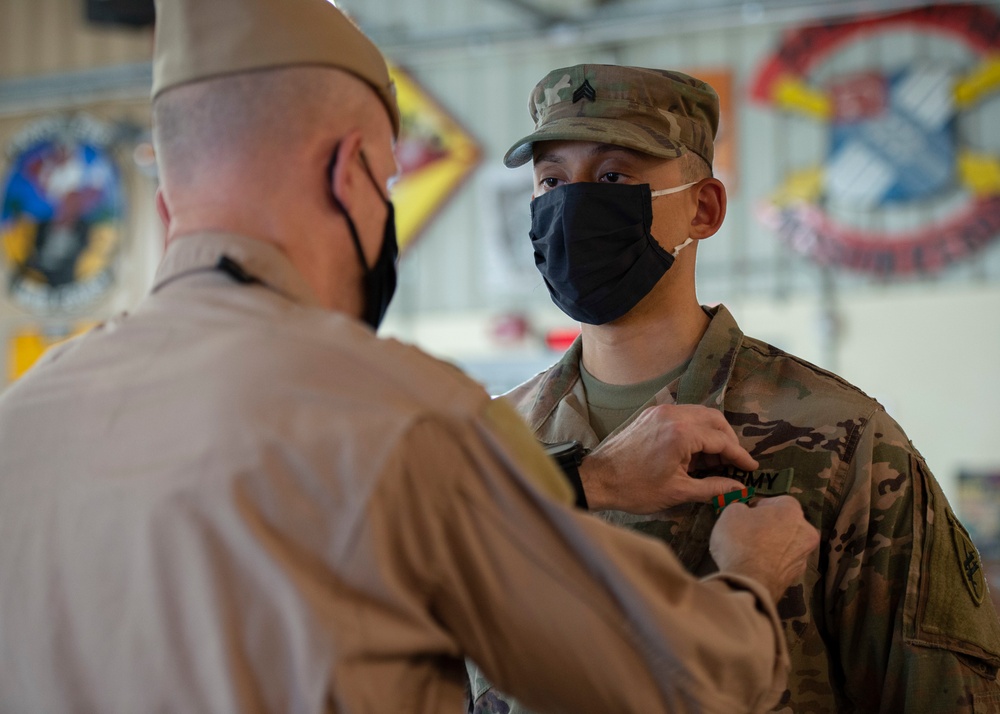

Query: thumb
<box><xmin>686</xmin><ymin>476</ymin><xmax>747</xmax><ymax>501</ymax></box>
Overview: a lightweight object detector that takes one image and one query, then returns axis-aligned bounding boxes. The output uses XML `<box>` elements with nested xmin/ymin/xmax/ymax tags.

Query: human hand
<box><xmin>709</xmin><ymin>496</ymin><xmax>820</xmax><ymax>602</ymax></box>
<box><xmin>578</xmin><ymin>404</ymin><xmax>758</xmax><ymax>514</ymax></box>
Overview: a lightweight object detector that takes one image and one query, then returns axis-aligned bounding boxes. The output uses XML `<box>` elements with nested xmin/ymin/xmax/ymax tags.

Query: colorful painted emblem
<box><xmin>1</xmin><ymin>115</ymin><xmax>124</xmax><ymax>314</ymax></box>
<box><xmin>389</xmin><ymin>64</ymin><xmax>482</xmax><ymax>252</ymax></box>
<box><xmin>751</xmin><ymin>4</ymin><xmax>1000</xmax><ymax>276</ymax></box>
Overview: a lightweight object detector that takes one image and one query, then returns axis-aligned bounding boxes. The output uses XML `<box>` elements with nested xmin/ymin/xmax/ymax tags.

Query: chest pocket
<box><xmin>906</xmin><ymin>454</ymin><xmax>1000</xmax><ymax>672</ymax></box>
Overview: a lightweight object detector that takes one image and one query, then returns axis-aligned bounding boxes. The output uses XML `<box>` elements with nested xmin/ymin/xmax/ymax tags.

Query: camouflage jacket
<box><xmin>470</xmin><ymin>305</ymin><xmax>1000</xmax><ymax>714</ymax></box>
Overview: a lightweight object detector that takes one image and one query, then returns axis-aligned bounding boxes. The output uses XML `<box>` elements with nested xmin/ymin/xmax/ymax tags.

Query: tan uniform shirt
<box><xmin>0</xmin><ymin>233</ymin><xmax>788</xmax><ymax>714</ymax></box>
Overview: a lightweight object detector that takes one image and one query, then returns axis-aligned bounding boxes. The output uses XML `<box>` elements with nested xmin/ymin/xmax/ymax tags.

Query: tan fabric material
<box><xmin>0</xmin><ymin>233</ymin><xmax>788</xmax><ymax>713</ymax></box>
<box><xmin>151</xmin><ymin>0</ymin><xmax>400</xmax><ymax>135</ymax></box>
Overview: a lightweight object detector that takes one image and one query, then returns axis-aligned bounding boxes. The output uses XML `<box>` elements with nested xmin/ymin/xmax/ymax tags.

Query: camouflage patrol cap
<box><xmin>504</xmin><ymin>64</ymin><xmax>718</xmax><ymax>169</ymax></box>
<box><xmin>151</xmin><ymin>0</ymin><xmax>400</xmax><ymax>137</ymax></box>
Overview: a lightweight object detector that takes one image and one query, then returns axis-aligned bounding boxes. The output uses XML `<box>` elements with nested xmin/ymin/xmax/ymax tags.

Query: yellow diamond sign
<box><xmin>7</xmin><ymin>323</ymin><xmax>93</xmax><ymax>382</ymax></box>
<box><xmin>389</xmin><ymin>64</ymin><xmax>482</xmax><ymax>251</ymax></box>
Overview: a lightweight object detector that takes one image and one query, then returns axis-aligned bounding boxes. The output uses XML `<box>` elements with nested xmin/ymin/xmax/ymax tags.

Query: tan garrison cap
<box><xmin>504</xmin><ymin>64</ymin><xmax>718</xmax><ymax>169</ymax></box>
<box><xmin>151</xmin><ymin>0</ymin><xmax>400</xmax><ymax>136</ymax></box>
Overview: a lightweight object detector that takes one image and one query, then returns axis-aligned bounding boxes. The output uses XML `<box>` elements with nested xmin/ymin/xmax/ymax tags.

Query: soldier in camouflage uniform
<box><xmin>468</xmin><ymin>64</ymin><xmax>1000</xmax><ymax>713</ymax></box>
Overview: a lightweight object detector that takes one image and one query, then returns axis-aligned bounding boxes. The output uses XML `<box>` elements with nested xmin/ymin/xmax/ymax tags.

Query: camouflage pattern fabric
<box><xmin>469</xmin><ymin>304</ymin><xmax>1000</xmax><ymax>713</ymax></box>
<box><xmin>503</xmin><ymin>64</ymin><xmax>719</xmax><ymax>169</ymax></box>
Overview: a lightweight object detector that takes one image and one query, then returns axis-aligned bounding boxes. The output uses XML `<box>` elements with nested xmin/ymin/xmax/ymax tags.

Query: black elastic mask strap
<box><xmin>327</xmin><ymin>145</ymin><xmax>372</xmax><ymax>275</ymax></box>
<box><xmin>357</xmin><ymin>151</ymin><xmax>389</xmax><ymax>204</ymax></box>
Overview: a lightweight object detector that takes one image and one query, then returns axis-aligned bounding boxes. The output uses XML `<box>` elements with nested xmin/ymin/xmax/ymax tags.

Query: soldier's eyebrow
<box><xmin>534</xmin><ymin>150</ymin><xmax>565</xmax><ymax>165</ymax></box>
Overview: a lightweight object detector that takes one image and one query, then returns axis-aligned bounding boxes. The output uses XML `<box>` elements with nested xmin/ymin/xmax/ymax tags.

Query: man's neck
<box><xmin>164</xmin><ymin>201</ymin><xmax>358</xmax><ymax>314</ymax></box>
<box><xmin>580</xmin><ymin>299</ymin><xmax>709</xmax><ymax>386</ymax></box>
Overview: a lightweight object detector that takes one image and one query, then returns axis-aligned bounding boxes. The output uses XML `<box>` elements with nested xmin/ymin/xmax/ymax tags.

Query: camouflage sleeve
<box><xmin>826</xmin><ymin>408</ymin><xmax>1000</xmax><ymax>713</ymax></box>
<box><xmin>466</xmin><ymin>662</ymin><xmax>535</xmax><ymax>714</ymax></box>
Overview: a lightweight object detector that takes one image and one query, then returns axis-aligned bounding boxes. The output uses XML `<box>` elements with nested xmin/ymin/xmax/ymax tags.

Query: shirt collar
<box><xmin>519</xmin><ymin>304</ymin><xmax>745</xmax><ymax>438</ymax></box>
<box><xmin>152</xmin><ymin>232</ymin><xmax>323</xmax><ymax>308</ymax></box>
<box><xmin>674</xmin><ymin>304</ymin><xmax>743</xmax><ymax>409</ymax></box>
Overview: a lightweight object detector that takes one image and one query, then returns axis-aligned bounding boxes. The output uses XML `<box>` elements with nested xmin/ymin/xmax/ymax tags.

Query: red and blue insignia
<box><xmin>0</xmin><ymin>115</ymin><xmax>124</xmax><ymax>315</ymax></box>
<box><xmin>750</xmin><ymin>4</ymin><xmax>1000</xmax><ymax>276</ymax></box>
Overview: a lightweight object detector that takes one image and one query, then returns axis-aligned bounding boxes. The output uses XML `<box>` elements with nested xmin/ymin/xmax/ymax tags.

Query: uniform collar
<box><xmin>523</xmin><ymin>336</ymin><xmax>585</xmax><ymax>434</ymax></box>
<box><xmin>675</xmin><ymin>304</ymin><xmax>743</xmax><ymax>409</ymax></box>
<box><xmin>518</xmin><ymin>304</ymin><xmax>745</xmax><ymax>442</ymax></box>
<box><xmin>153</xmin><ymin>232</ymin><xmax>323</xmax><ymax>308</ymax></box>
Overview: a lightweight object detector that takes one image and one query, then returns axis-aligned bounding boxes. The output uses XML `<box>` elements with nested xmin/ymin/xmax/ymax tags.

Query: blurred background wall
<box><xmin>1</xmin><ymin>0</ymin><xmax>999</xmax><ymax>541</ymax></box>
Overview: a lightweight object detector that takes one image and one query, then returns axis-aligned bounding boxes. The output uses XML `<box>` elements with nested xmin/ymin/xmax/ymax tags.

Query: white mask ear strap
<box><xmin>671</xmin><ymin>237</ymin><xmax>694</xmax><ymax>257</ymax></box>
<box><xmin>650</xmin><ymin>181</ymin><xmax>698</xmax><ymax>198</ymax></box>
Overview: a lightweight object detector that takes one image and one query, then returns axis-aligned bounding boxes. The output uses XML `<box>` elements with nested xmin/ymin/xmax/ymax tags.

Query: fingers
<box><xmin>650</xmin><ymin>405</ymin><xmax>759</xmax><ymax>471</ymax></box>
<box><xmin>752</xmin><ymin>496</ymin><xmax>820</xmax><ymax>571</ymax></box>
<box><xmin>751</xmin><ymin>494</ymin><xmax>800</xmax><ymax>514</ymax></box>
<box><xmin>594</xmin><ymin>404</ymin><xmax>763</xmax><ymax>512</ymax></box>
<box><xmin>684</xmin><ymin>422</ymin><xmax>758</xmax><ymax>472</ymax></box>
<box><xmin>680</xmin><ymin>476</ymin><xmax>746</xmax><ymax>502</ymax></box>
<box><xmin>714</xmin><ymin>498</ymin><xmax>750</xmax><ymax>523</ymax></box>
<box><xmin>710</xmin><ymin>495</ymin><xmax>819</xmax><ymax>602</ymax></box>
<box><xmin>714</xmin><ymin>441</ymin><xmax>759</xmax><ymax>472</ymax></box>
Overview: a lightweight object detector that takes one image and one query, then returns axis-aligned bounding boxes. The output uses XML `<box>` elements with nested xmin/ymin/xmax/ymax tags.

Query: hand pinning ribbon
<box><xmin>710</xmin><ymin>486</ymin><xmax>756</xmax><ymax>514</ymax></box>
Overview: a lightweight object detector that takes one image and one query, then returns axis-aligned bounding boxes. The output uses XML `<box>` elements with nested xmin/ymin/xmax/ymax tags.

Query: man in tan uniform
<box><xmin>0</xmin><ymin>4</ymin><xmax>821</xmax><ymax>713</ymax></box>
<box><xmin>468</xmin><ymin>64</ymin><xmax>1000</xmax><ymax>713</ymax></box>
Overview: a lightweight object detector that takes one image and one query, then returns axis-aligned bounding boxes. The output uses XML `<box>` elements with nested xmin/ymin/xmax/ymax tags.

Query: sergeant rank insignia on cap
<box><xmin>572</xmin><ymin>79</ymin><xmax>596</xmax><ymax>103</ymax></box>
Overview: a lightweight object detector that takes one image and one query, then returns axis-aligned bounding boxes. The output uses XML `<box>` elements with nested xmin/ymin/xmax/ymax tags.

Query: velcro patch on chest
<box><xmin>718</xmin><ymin>466</ymin><xmax>795</xmax><ymax>495</ymax></box>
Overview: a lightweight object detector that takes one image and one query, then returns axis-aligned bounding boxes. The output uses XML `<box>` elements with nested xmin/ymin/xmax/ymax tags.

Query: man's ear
<box><xmin>155</xmin><ymin>188</ymin><xmax>171</xmax><ymax>229</ymax></box>
<box><xmin>329</xmin><ymin>130</ymin><xmax>365</xmax><ymax>213</ymax></box>
<box><xmin>689</xmin><ymin>177</ymin><xmax>727</xmax><ymax>240</ymax></box>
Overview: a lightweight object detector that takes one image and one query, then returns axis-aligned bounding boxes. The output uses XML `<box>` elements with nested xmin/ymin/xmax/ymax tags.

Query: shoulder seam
<box><xmin>738</xmin><ymin>338</ymin><xmax>879</xmax><ymax>405</ymax></box>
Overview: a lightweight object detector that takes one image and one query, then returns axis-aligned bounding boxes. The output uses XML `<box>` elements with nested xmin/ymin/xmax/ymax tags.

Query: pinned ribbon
<box><xmin>710</xmin><ymin>486</ymin><xmax>756</xmax><ymax>514</ymax></box>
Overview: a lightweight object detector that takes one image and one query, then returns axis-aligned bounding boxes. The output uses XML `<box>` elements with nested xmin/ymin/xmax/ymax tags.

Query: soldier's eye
<box><xmin>539</xmin><ymin>177</ymin><xmax>560</xmax><ymax>188</ymax></box>
<box><xmin>601</xmin><ymin>172</ymin><xmax>624</xmax><ymax>183</ymax></box>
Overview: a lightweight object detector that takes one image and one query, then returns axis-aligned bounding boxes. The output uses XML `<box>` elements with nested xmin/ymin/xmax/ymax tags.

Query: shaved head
<box><xmin>150</xmin><ymin>65</ymin><xmax>398</xmax><ymax>312</ymax></box>
<box><xmin>153</xmin><ymin>66</ymin><xmax>387</xmax><ymax>197</ymax></box>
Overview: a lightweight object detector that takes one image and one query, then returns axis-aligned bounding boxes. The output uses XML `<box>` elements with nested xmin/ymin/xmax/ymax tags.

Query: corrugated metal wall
<box><xmin>0</xmin><ymin>0</ymin><xmax>157</xmax><ymax>383</ymax></box>
<box><xmin>4</xmin><ymin>0</ymin><xmax>997</xmax><ymax>325</ymax></box>
<box><xmin>0</xmin><ymin>0</ymin><xmax>152</xmax><ymax>77</ymax></box>
<box><xmin>340</xmin><ymin>0</ymin><xmax>1000</xmax><ymax>326</ymax></box>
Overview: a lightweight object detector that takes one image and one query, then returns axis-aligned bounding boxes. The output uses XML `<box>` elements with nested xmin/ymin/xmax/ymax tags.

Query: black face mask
<box><xmin>329</xmin><ymin>147</ymin><xmax>398</xmax><ymax>330</ymax></box>
<box><xmin>529</xmin><ymin>181</ymin><xmax>695</xmax><ymax>325</ymax></box>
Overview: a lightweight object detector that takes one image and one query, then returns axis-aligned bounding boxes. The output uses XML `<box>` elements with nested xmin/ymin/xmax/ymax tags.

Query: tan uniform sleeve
<box><xmin>375</xmin><ymin>402</ymin><xmax>789</xmax><ymax>714</ymax></box>
<box><xmin>480</xmin><ymin>398</ymin><xmax>575</xmax><ymax>505</ymax></box>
